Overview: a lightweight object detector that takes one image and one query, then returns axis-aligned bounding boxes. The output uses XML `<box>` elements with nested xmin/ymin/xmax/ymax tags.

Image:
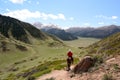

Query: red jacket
<box><xmin>67</xmin><ymin>51</ymin><xmax>73</xmax><ymax>57</ymax></box>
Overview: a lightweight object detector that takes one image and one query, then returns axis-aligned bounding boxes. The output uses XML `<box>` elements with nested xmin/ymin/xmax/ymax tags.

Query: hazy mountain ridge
<box><xmin>66</xmin><ymin>25</ymin><xmax>120</xmax><ymax>38</ymax></box>
<box><xmin>66</xmin><ymin>27</ymin><xmax>94</xmax><ymax>34</ymax></box>
<box><xmin>33</xmin><ymin>22</ymin><xmax>78</xmax><ymax>40</ymax></box>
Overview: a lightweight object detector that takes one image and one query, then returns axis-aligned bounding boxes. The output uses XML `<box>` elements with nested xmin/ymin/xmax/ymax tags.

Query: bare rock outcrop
<box><xmin>73</xmin><ymin>56</ymin><xmax>94</xmax><ymax>73</ymax></box>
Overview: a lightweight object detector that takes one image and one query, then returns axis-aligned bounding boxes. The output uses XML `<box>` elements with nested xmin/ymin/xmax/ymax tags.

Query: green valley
<box><xmin>0</xmin><ymin>34</ymin><xmax>99</xmax><ymax>80</ymax></box>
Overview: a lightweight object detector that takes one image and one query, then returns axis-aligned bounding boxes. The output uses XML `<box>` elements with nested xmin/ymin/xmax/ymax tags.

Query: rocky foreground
<box><xmin>37</xmin><ymin>55</ymin><xmax>120</xmax><ymax>80</ymax></box>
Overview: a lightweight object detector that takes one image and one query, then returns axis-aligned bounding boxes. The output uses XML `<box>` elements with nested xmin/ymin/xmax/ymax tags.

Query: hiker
<box><xmin>66</xmin><ymin>49</ymin><xmax>74</xmax><ymax>71</ymax></box>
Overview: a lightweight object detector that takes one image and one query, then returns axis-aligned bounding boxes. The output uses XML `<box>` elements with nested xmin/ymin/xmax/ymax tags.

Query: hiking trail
<box><xmin>36</xmin><ymin>65</ymin><xmax>79</xmax><ymax>80</ymax></box>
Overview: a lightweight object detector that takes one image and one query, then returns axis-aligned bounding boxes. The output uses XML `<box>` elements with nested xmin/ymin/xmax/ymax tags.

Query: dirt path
<box><xmin>36</xmin><ymin>65</ymin><xmax>79</xmax><ymax>80</ymax></box>
<box><xmin>37</xmin><ymin>70</ymin><xmax>72</xmax><ymax>80</ymax></box>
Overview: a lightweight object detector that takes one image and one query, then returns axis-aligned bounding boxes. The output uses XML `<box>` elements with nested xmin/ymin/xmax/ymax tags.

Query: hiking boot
<box><xmin>66</xmin><ymin>68</ymin><xmax>71</xmax><ymax>71</ymax></box>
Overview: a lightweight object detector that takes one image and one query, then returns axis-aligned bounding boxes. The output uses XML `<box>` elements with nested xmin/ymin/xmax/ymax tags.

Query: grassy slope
<box><xmin>87</xmin><ymin>32</ymin><xmax>120</xmax><ymax>56</ymax></box>
<box><xmin>83</xmin><ymin>32</ymin><xmax>120</xmax><ymax>70</ymax></box>
<box><xmin>0</xmin><ymin>37</ymin><xmax>99</xmax><ymax>80</ymax></box>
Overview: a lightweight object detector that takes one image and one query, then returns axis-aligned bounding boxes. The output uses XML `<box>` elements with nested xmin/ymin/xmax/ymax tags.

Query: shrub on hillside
<box><xmin>16</xmin><ymin>44</ymin><xmax>27</xmax><ymax>51</ymax></box>
<box><xmin>102</xmin><ymin>73</ymin><xmax>113</xmax><ymax>80</ymax></box>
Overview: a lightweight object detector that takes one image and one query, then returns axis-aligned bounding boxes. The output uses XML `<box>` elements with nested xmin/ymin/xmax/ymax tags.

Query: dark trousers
<box><xmin>67</xmin><ymin>57</ymin><xmax>73</xmax><ymax>71</ymax></box>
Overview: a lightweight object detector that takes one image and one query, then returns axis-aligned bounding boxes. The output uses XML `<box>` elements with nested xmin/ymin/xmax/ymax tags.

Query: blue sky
<box><xmin>0</xmin><ymin>0</ymin><xmax>120</xmax><ymax>29</ymax></box>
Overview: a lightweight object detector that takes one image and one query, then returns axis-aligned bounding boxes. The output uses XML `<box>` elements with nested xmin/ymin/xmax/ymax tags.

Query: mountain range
<box><xmin>34</xmin><ymin>22</ymin><xmax>120</xmax><ymax>39</ymax></box>
<box><xmin>66</xmin><ymin>25</ymin><xmax>120</xmax><ymax>38</ymax></box>
<box><xmin>33</xmin><ymin>23</ymin><xmax>78</xmax><ymax>40</ymax></box>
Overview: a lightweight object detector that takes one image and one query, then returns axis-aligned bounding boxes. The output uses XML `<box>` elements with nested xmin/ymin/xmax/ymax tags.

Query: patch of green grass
<box><xmin>32</xmin><ymin>68</ymin><xmax>51</xmax><ymax>78</ymax></box>
<box><xmin>0</xmin><ymin>51</ymin><xmax>30</xmax><ymax>69</ymax></box>
<box><xmin>113</xmin><ymin>64</ymin><xmax>120</xmax><ymax>70</ymax></box>
<box><xmin>45</xmin><ymin>77</ymin><xmax>55</xmax><ymax>80</ymax></box>
<box><xmin>102</xmin><ymin>73</ymin><xmax>113</xmax><ymax>80</ymax></box>
<box><xmin>31</xmin><ymin>60</ymin><xmax>66</xmax><ymax>78</ymax></box>
<box><xmin>4</xmin><ymin>73</ymin><xmax>16</xmax><ymax>80</ymax></box>
<box><xmin>93</xmin><ymin>54</ymin><xmax>103</xmax><ymax>63</ymax></box>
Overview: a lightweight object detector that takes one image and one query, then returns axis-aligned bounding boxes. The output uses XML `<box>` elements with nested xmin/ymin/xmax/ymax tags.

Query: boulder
<box><xmin>73</xmin><ymin>56</ymin><xmax>94</xmax><ymax>73</ymax></box>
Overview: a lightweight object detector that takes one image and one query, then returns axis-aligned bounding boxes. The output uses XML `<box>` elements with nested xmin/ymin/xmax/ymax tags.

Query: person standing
<box><xmin>67</xmin><ymin>49</ymin><xmax>74</xmax><ymax>71</ymax></box>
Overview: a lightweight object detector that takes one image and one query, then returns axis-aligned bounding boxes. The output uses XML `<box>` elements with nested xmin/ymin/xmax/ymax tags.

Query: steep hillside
<box><xmin>87</xmin><ymin>32</ymin><xmax>120</xmax><ymax>56</ymax></box>
<box><xmin>33</xmin><ymin>22</ymin><xmax>78</xmax><ymax>40</ymax></box>
<box><xmin>0</xmin><ymin>32</ymin><xmax>31</xmax><ymax>54</ymax></box>
<box><xmin>0</xmin><ymin>15</ymin><xmax>51</xmax><ymax>44</ymax></box>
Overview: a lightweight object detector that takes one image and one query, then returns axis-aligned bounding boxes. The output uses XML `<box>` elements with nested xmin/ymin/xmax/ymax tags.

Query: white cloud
<box><xmin>4</xmin><ymin>9</ymin><xmax>39</xmax><ymax>20</ymax></box>
<box><xmin>83</xmin><ymin>23</ymin><xmax>91</xmax><ymax>26</ymax></box>
<box><xmin>111</xmin><ymin>16</ymin><xmax>118</xmax><ymax>19</ymax></box>
<box><xmin>48</xmin><ymin>14</ymin><xmax>59</xmax><ymax>20</ymax></box>
<box><xmin>9</xmin><ymin>0</ymin><xmax>25</xmax><ymax>4</ymax></box>
<box><xmin>3</xmin><ymin>9</ymin><xmax>66</xmax><ymax>21</ymax></box>
<box><xmin>95</xmin><ymin>15</ymin><xmax>118</xmax><ymax>20</ymax></box>
<box><xmin>58</xmin><ymin>14</ymin><xmax>66</xmax><ymax>20</ymax></box>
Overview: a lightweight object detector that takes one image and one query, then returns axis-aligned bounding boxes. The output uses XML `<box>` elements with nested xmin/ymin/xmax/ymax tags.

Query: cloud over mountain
<box><xmin>3</xmin><ymin>9</ymin><xmax>66</xmax><ymax>21</ymax></box>
<box><xmin>95</xmin><ymin>15</ymin><xmax>118</xmax><ymax>20</ymax></box>
<box><xmin>9</xmin><ymin>0</ymin><xmax>25</xmax><ymax>4</ymax></box>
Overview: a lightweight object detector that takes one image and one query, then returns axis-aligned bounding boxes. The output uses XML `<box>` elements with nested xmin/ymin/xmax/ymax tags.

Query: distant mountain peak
<box><xmin>33</xmin><ymin>22</ymin><xmax>61</xmax><ymax>30</ymax></box>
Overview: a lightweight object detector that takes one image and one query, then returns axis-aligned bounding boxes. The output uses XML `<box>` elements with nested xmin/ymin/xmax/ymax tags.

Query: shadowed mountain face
<box><xmin>0</xmin><ymin>15</ymin><xmax>49</xmax><ymax>43</ymax></box>
<box><xmin>41</xmin><ymin>28</ymin><xmax>78</xmax><ymax>41</ymax></box>
<box><xmin>66</xmin><ymin>25</ymin><xmax>120</xmax><ymax>38</ymax></box>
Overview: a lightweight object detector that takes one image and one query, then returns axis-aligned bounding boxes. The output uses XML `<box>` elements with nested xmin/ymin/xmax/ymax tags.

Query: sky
<box><xmin>0</xmin><ymin>0</ymin><xmax>120</xmax><ymax>29</ymax></box>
